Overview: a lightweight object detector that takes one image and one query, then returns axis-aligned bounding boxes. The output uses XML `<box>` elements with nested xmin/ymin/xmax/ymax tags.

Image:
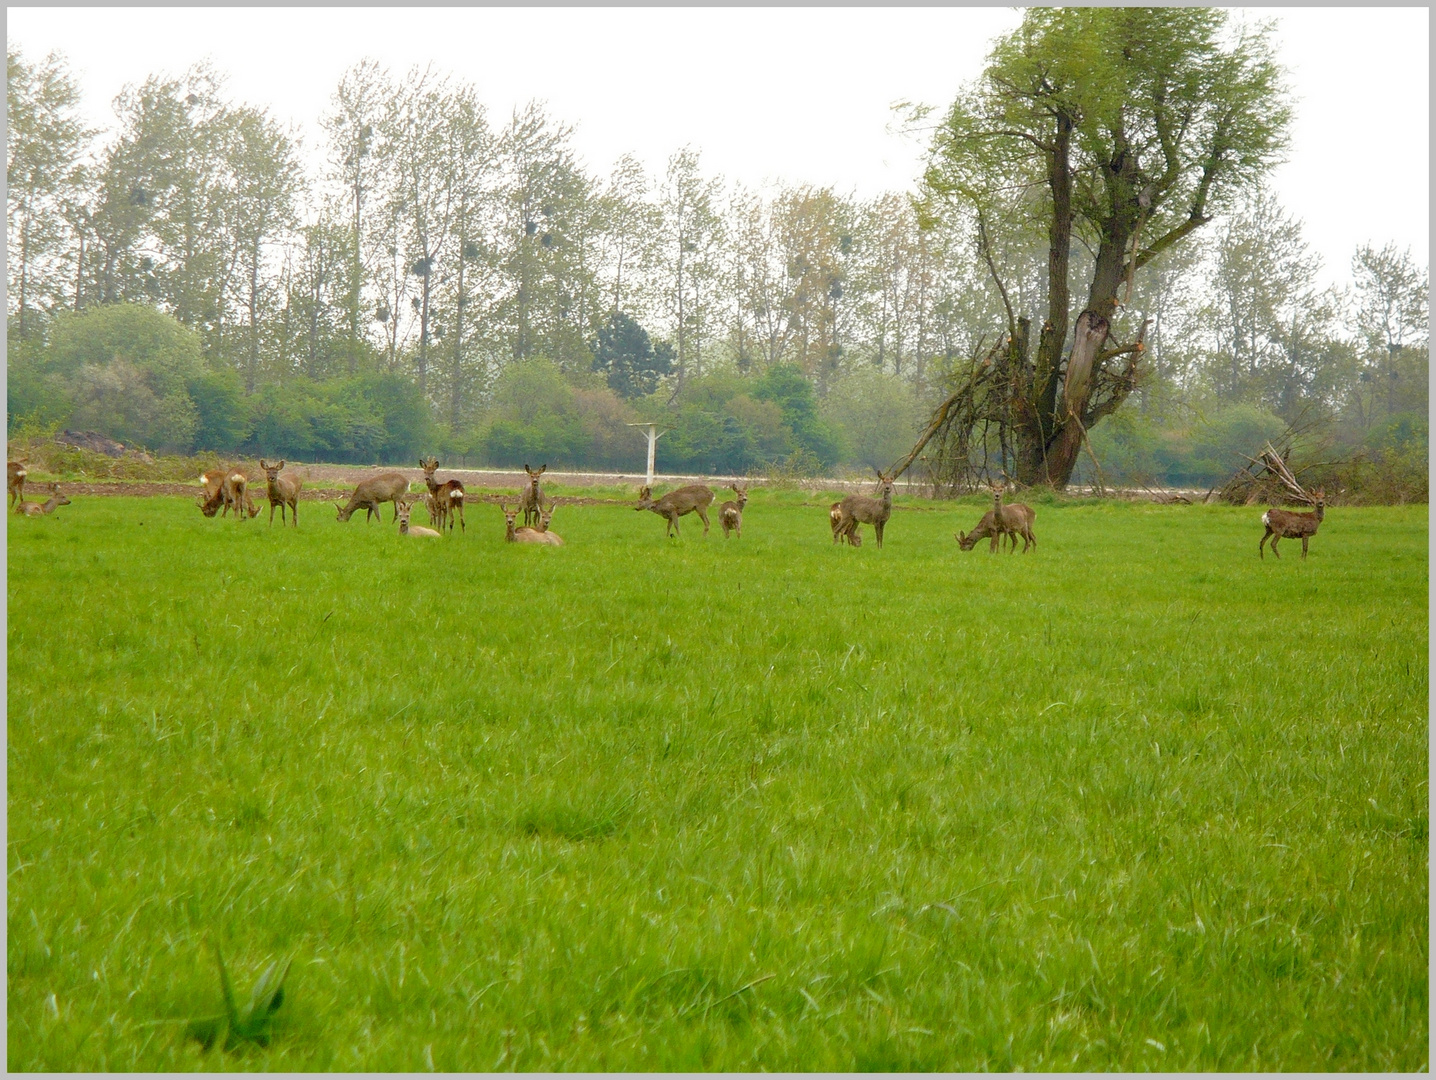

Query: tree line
<box><xmin>7</xmin><ymin>11</ymin><xmax>1427</xmax><ymax>490</ymax></box>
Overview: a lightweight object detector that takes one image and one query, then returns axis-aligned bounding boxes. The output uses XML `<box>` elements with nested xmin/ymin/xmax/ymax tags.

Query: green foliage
<box><xmin>821</xmin><ymin>367</ymin><xmax>922</xmax><ymax>471</ymax></box>
<box><xmin>186</xmin><ymin>370</ymin><xmax>251</xmax><ymax>452</ymax></box>
<box><xmin>6</xmin><ymin>495</ymin><xmax>1427</xmax><ymax>1069</ymax></box>
<box><xmin>752</xmin><ymin>363</ymin><xmax>841</xmax><ymax>467</ymax></box>
<box><xmin>591</xmin><ymin>311</ymin><xmax>673</xmax><ymax>399</ymax></box>
<box><xmin>482</xmin><ymin>358</ymin><xmax>588</xmax><ymax>466</ymax></box>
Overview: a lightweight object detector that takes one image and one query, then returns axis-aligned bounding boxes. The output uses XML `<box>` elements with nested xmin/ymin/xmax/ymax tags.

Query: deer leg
<box><xmin>875</xmin><ymin>521</ymin><xmax>884</xmax><ymax>549</ymax></box>
<box><xmin>269</xmin><ymin>501</ymin><xmax>277</xmax><ymax>526</ymax></box>
<box><xmin>1269</xmin><ymin>534</ymin><xmax>1280</xmax><ymax>558</ymax></box>
<box><xmin>1301</xmin><ymin>536</ymin><xmax>1308</xmax><ymax>559</ymax></box>
<box><xmin>697</xmin><ymin>507</ymin><xmax>710</xmax><ymax>535</ymax></box>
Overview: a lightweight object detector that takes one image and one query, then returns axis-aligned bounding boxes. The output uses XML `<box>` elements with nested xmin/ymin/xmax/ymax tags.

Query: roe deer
<box><xmin>199</xmin><ymin>469</ymin><xmax>256</xmax><ymax>520</ymax></box>
<box><xmin>420</xmin><ymin>456</ymin><xmax>466</xmax><ymax>533</ymax></box>
<box><xmin>503</xmin><ymin>502</ymin><xmax>562</xmax><ymax>545</ymax></box>
<box><xmin>15</xmin><ymin>482</ymin><xmax>70</xmax><ymax>517</ymax></box>
<box><xmin>8</xmin><ymin>460</ymin><xmax>28</xmax><ymax>507</ymax></box>
<box><xmin>1259</xmin><ymin>489</ymin><xmax>1326</xmax><ymax>559</ymax></box>
<box><xmin>519</xmin><ymin>463</ymin><xmax>547</xmax><ymax>527</ymax></box>
<box><xmin>635</xmin><ymin>483</ymin><xmax>714</xmax><ymax>537</ymax></box>
<box><xmin>397</xmin><ymin>500</ymin><xmax>441</xmax><ymax>538</ymax></box>
<box><xmin>991</xmin><ymin>488</ymin><xmax>1036</xmax><ymax>553</ymax></box>
<box><xmin>957</xmin><ymin>509</ymin><xmax>1017</xmax><ymax>552</ymax></box>
<box><xmin>531</xmin><ymin>504</ymin><xmax>564</xmax><ymax>545</ymax></box>
<box><xmin>260</xmin><ymin>459</ymin><xmax>303</xmax><ymax>527</ymax></box>
<box><xmin>835</xmin><ymin>472</ymin><xmax>895</xmax><ymax>549</ymax></box>
<box><xmin>719</xmin><ymin>483</ymin><xmax>748</xmax><ymax>539</ymax></box>
<box><xmin>830</xmin><ymin>500</ymin><xmax>862</xmax><ymax>546</ymax></box>
<box><xmin>335</xmin><ymin>471</ymin><xmax>409</xmax><ymax>523</ymax></box>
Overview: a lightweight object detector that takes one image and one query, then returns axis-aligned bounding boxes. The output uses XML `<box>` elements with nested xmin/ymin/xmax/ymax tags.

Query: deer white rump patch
<box><xmin>1262</xmin><ymin>511</ymin><xmax>1271</xmax><ymax>527</ymax></box>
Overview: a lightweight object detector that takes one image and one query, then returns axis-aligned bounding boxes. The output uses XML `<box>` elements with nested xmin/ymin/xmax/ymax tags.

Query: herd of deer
<box><xmin>6</xmin><ymin>452</ymin><xmax>1332</xmax><ymax>559</ymax></box>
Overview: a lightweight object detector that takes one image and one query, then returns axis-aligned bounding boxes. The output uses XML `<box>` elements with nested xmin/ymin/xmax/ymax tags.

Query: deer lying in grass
<box><xmin>1259</xmin><ymin>488</ymin><xmax>1326</xmax><ymax>559</ymax></box>
<box><xmin>396</xmin><ymin>500</ymin><xmax>442</xmax><ymax>538</ymax></box>
<box><xmin>519</xmin><ymin>463</ymin><xmax>547</xmax><ymax>527</ymax></box>
<box><xmin>502</xmin><ymin>502</ymin><xmax>562</xmax><ymax>545</ymax></box>
<box><xmin>719</xmin><ymin>483</ymin><xmax>748</xmax><ymax>539</ymax></box>
<box><xmin>259</xmin><ymin>459</ymin><xmax>303</xmax><ymax>527</ymax></box>
<box><xmin>829</xmin><ymin>500</ymin><xmax>862</xmax><ymax>546</ymax></box>
<box><xmin>834</xmin><ymin>472</ymin><xmax>895</xmax><ymax>549</ymax></box>
<box><xmin>8</xmin><ymin>460</ymin><xmax>28</xmax><ymax>507</ymax></box>
<box><xmin>420</xmin><ymin>456</ymin><xmax>466</xmax><ymax>533</ymax></box>
<box><xmin>14</xmin><ymin>482</ymin><xmax>70</xmax><ymax>517</ymax></box>
<box><xmin>635</xmin><ymin>483</ymin><xmax>714</xmax><ymax>537</ymax></box>
<box><xmin>335</xmin><ymin>472</ymin><xmax>409</xmax><ymax>523</ymax></box>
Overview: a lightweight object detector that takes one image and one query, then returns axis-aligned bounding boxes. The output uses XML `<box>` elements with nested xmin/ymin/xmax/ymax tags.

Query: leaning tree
<box><xmin>894</xmin><ymin>8</ymin><xmax>1290</xmax><ymax>490</ymax></box>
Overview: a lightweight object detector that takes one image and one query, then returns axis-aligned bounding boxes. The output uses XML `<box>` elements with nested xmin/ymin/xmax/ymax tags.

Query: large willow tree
<box><xmin>909</xmin><ymin>8</ymin><xmax>1290</xmax><ymax>489</ymax></box>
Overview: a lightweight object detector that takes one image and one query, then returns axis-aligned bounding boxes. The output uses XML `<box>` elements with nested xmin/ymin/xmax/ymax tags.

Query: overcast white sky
<box><xmin>7</xmin><ymin>7</ymin><xmax>1429</xmax><ymax>291</ymax></box>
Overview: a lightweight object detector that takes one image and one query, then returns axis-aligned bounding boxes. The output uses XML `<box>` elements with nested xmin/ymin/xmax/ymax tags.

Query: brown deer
<box><xmin>519</xmin><ymin>463</ymin><xmax>547</xmax><ymax>527</ymax></box>
<box><xmin>335</xmin><ymin>472</ymin><xmax>409</xmax><ymax>523</ymax></box>
<box><xmin>956</xmin><ymin>509</ymin><xmax>1007</xmax><ymax>552</ymax></box>
<box><xmin>420</xmin><ymin>456</ymin><xmax>466</xmax><ymax>533</ymax></box>
<box><xmin>1259</xmin><ymin>489</ymin><xmax>1326</xmax><ymax>559</ymax></box>
<box><xmin>829</xmin><ymin>500</ymin><xmax>862</xmax><ymax>546</ymax></box>
<box><xmin>14</xmin><ymin>483</ymin><xmax>70</xmax><ymax>517</ymax></box>
<box><xmin>719</xmin><ymin>483</ymin><xmax>748</xmax><ymax>539</ymax></box>
<box><xmin>8</xmin><ymin>460</ymin><xmax>28</xmax><ymax>507</ymax></box>
<box><xmin>503</xmin><ymin>502</ymin><xmax>562</xmax><ymax>545</ymax></box>
<box><xmin>531</xmin><ymin>504</ymin><xmax>564</xmax><ymax>546</ymax></box>
<box><xmin>991</xmin><ymin>488</ymin><xmax>1037</xmax><ymax>553</ymax></box>
<box><xmin>259</xmin><ymin>459</ymin><xmax>303</xmax><ymax>527</ymax></box>
<box><xmin>396</xmin><ymin>500</ymin><xmax>442</xmax><ymax>538</ymax></box>
<box><xmin>635</xmin><ymin>483</ymin><xmax>715</xmax><ymax>538</ymax></box>
<box><xmin>835</xmin><ymin>472</ymin><xmax>895</xmax><ymax>549</ymax></box>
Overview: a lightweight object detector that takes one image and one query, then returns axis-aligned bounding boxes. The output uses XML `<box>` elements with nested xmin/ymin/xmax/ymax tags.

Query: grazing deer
<box><xmin>635</xmin><ymin>483</ymin><xmax>715</xmax><ymax>538</ymax></box>
<box><xmin>259</xmin><ymin>459</ymin><xmax>303</xmax><ymax>527</ymax></box>
<box><xmin>335</xmin><ymin>471</ymin><xmax>409</xmax><ymax>523</ymax></box>
<box><xmin>503</xmin><ymin>502</ymin><xmax>562</xmax><ymax>545</ymax></box>
<box><xmin>14</xmin><ymin>483</ymin><xmax>70</xmax><ymax>517</ymax></box>
<box><xmin>519</xmin><ymin>463</ymin><xmax>547</xmax><ymax>527</ymax></box>
<box><xmin>830</xmin><ymin>500</ymin><xmax>862</xmax><ymax>546</ymax></box>
<box><xmin>396</xmin><ymin>500</ymin><xmax>442</xmax><ymax>538</ymax></box>
<box><xmin>719</xmin><ymin>483</ymin><xmax>748</xmax><ymax>539</ymax></box>
<box><xmin>991</xmin><ymin>488</ymin><xmax>1037</xmax><ymax>553</ymax></box>
<box><xmin>835</xmin><ymin>472</ymin><xmax>895</xmax><ymax>549</ymax></box>
<box><xmin>1259</xmin><ymin>489</ymin><xmax>1326</xmax><ymax>559</ymax></box>
<box><xmin>957</xmin><ymin>509</ymin><xmax>1018</xmax><ymax>552</ymax></box>
<box><xmin>420</xmin><ymin>456</ymin><xmax>466</xmax><ymax>533</ymax></box>
<box><xmin>8</xmin><ymin>460</ymin><xmax>28</xmax><ymax>507</ymax></box>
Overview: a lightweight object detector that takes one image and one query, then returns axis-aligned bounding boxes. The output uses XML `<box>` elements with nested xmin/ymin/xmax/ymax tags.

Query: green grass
<box><xmin>7</xmin><ymin>491</ymin><xmax>1428</xmax><ymax>1070</ymax></box>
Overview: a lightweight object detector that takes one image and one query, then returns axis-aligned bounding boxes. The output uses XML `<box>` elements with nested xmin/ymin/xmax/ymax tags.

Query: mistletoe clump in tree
<box><xmin>905</xmin><ymin>8</ymin><xmax>1291</xmax><ymax>489</ymax></box>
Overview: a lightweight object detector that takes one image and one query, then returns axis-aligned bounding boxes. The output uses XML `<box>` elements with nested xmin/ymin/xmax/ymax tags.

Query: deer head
<box><xmin>260</xmin><ymin>459</ymin><xmax>287</xmax><ymax>483</ymax></box>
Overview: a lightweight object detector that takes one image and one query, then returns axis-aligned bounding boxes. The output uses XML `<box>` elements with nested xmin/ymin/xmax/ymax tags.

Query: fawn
<box><xmin>719</xmin><ymin>483</ymin><xmax>748</xmax><ymax>539</ymax></box>
<box><xmin>1259</xmin><ymin>489</ymin><xmax>1326</xmax><ymax>559</ymax></box>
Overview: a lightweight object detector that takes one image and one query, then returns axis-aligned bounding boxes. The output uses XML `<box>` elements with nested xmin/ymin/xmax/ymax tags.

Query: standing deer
<box><xmin>335</xmin><ymin>472</ymin><xmax>409</xmax><ymax>523</ymax></box>
<box><xmin>991</xmin><ymin>487</ymin><xmax>1037</xmax><ymax>553</ymax></box>
<box><xmin>635</xmin><ymin>483</ymin><xmax>715</xmax><ymax>538</ymax></box>
<box><xmin>834</xmin><ymin>472</ymin><xmax>895</xmax><ymax>549</ymax></box>
<box><xmin>8</xmin><ymin>460</ymin><xmax>28</xmax><ymax>507</ymax></box>
<box><xmin>956</xmin><ymin>509</ymin><xmax>1009</xmax><ymax>552</ymax></box>
<box><xmin>503</xmin><ymin>502</ymin><xmax>562</xmax><ymax>545</ymax></box>
<box><xmin>396</xmin><ymin>500</ymin><xmax>442</xmax><ymax>538</ymax></box>
<box><xmin>420</xmin><ymin>456</ymin><xmax>466</xmax><ymax>533</ymax></box>
<box><xmin>259</xmin><ymin>459</ymin><xmax>303</xmax><ymax>527</ymax></box>
<box><xmin>1259</xmin><ymin>489</ymin><xmax>1326</xmax><ymax>559</ymax></box>
<box><xmin>830</xmin><ymin>500</ymin><xmax>862</xmax><ymax>546</ymax></box>
<box><xmin>14</xmin><ymin>483</ymin><xmax>70</xmax><ymax>517</ymax></box>
<box><xmin>719</xmin><ymin>483</ymin><xmax>748</xmax><ymax>539</ymax></box>
<box><xmin>519</xmin><ymin>463</ymin><xmax>547</xmax><ymax>527</ymax></box>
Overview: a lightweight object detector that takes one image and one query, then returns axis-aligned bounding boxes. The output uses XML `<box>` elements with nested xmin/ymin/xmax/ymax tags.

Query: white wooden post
<box><xmin>626</xmin><ymin>422</ymin><xmax>668</xmax><ymax>488</ymax></box>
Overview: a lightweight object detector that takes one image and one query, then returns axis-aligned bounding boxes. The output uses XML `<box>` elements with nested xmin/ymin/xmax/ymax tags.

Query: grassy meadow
<box><xmin>6</xmin><ymin>487</ymin><xmax>1428</xmax><ymax>1070</ymax></box>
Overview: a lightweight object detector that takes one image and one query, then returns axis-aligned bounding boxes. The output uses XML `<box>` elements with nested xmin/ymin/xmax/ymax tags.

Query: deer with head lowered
<box><xmin>830</xmin><ymin>500</ymin><xmax>862</xmax><ymax>546</ymax></box>
<box><xmin>1260</xmin><ymin>488</ymin><xmax>1326</xmax><ymax>559</ymax></box>
<box><xmin>8</xmin><ymin>459</ymin><xmax>28</xmax><ymax>507</ymax></box>
<box><xmin>635</xmin><ymin>483</ymin><xmax>714</xmax><ymax>538</ymax></box>
<box><xmin>519</xmin><ymin>463</ymin><xmax>547</xmax><ymax>527</ymax></box>
<box><xmin>719</xmin><ymin>483</ymin><xmax>748</xmax><ymax>539</ymax></box>
<box><xmin>335</xmin><ymin>471</ymin><xmax>409</xmax><ymax>523</ymax></box>
<box><xmin>396</xmin><ymin>499</ymin><xmax>442</xmax><ymax>538</ymax></box>
<box><xmin>502</xmin><ymin>502</ymin><xmax>562</xmax><ymax>545</ymax></box>
<box><xmin>259</xmin><ymin>459</ymin><xmax>303</xmax><ymax>526</ymax></box>
<box><xmin>420</xmin><ymin>456</ymin><xmax>465</xmax><ymax>533</ymax></box>
<box><xmin>834</xmin><ymin>472</ymin><xmax>895</xmax><ymax>549</ymax></box>
<box><xmin>199</xmin><ymin>468</ymin><xmax>258</xmax><ymax>520</ymax></box>
<box><xmin>14</xmin><ymin>482</ymin><xmax>70</xmax><ymax>517</ymax></box>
